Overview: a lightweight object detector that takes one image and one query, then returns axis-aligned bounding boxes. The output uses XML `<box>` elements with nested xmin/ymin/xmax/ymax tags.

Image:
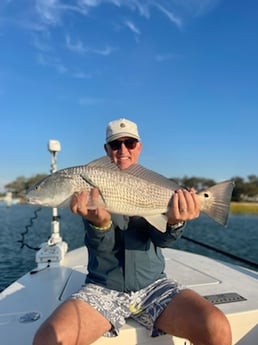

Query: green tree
<box><xmin>5</xmin><ymin>174</ymin><xmax>47</xmax><ymax>198</ymax></box>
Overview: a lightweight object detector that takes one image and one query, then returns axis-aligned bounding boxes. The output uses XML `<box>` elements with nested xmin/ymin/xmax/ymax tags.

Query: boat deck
<box><xmin>1</xmin><ymin>247</ymin><xmax>258</xmax><ymax>345</ymax></box>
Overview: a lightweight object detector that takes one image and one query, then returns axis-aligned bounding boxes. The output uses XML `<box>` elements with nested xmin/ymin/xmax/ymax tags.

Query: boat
<box><xmin>1</xmin><ymin>141</ymin><xmax>258</xmax><ymax>345</ymax></box>
<box><xmin>0</xmin><ymin>192</ymin><xmax>21</xmax><ymax>207</ymax></box>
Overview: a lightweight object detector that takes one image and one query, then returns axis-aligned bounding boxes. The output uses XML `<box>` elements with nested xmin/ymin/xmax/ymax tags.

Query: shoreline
<box><xmin>230</xmin><ymin>202</ymin><xmax>258</xmax><ymax>214</ymax></box>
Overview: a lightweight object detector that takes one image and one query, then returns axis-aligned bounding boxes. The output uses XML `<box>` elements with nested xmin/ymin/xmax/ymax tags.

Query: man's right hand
<box><xmin>70</xmin><ymin>188</ymin><xmax>111</xmax><ymax>228</ymax></box>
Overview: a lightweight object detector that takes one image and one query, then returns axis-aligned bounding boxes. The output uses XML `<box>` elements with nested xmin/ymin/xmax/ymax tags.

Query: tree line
<box><xmin>2</xmin><ymin>174</ymin><xmax>48</xmax><ymax>199</ymax></box>
<box><xmin>2</xmin><ymin>174</ymin><xmax>258</xmax><ymax>202</ymax></box>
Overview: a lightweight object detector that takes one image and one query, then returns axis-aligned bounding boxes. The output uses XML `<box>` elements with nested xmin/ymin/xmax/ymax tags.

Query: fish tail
<box><xmin>199</xmin><ymin>180</ymin><xmax>235</xmax><ymax>226</ymax></box>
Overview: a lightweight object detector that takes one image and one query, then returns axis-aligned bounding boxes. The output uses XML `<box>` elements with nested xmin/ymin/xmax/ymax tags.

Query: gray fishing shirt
<box><xmin>83</xmin><ymin>214</ymin><xmax>184</xmax><ymax>292</ymax></box>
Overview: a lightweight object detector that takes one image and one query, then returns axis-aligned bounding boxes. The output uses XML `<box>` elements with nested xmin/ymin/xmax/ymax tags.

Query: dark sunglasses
<box><xmin>108</xmin><ymin>138</ymin><xmax>138</xmax><ymax>151</ymax></box>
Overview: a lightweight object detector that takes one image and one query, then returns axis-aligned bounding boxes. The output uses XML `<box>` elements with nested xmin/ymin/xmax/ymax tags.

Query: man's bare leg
<box><xmin>33</xmin><ymin>299</ymin><xmax>111</xmax><ymax>345</ymax></box>
<box><xmin>155</xmin><ymin>289</ymin><xmax>232</xmax><ymax>345</ymax></box>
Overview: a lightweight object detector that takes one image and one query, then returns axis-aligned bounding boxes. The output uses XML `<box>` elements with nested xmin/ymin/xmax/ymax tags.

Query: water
<box><xmin>0</xmin><ymin>204</ymin><xmax>85</xmax><ymax>292</ymax></box>
<box><xmin>1</xmin><ymin>204</ymin><xmax>258</xmax><ymax>292</ymax></box>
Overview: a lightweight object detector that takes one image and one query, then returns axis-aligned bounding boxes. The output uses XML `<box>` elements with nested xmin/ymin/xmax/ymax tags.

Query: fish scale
<box><xmin>82</xmin><ymin>165</ymin><xmax>173</xmax><ymax>215</ymax></box>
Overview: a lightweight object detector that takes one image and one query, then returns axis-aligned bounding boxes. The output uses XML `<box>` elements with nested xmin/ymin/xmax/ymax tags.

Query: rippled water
<box><xmin>1</xmin><ymin>204</ymin><xmax>258</xmax><ymax>292</ymax></box>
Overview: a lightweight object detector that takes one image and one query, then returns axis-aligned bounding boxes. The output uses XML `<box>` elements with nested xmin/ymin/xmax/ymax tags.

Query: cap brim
<box><xmin>106</xmin><ymin>133</ymin><xmax>140</xmax><ymax>143</ymax></box>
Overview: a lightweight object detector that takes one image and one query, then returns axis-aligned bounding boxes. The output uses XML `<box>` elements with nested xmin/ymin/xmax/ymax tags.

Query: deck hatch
<box><xmin>204</xmin><ymin>292</ymin><xmax>247</xmax><ymax>305</ymax></box>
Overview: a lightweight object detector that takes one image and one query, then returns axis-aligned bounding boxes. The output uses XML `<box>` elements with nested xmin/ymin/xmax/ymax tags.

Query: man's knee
<box><xmin>33</xmin><ymin>322</ymin><xmax>59</xmax><ymax>345</ymax></box>
<box><xmin>203</xmin><ymin>308</ymin><xmax>232</xmax><ymax>345</ymax></box>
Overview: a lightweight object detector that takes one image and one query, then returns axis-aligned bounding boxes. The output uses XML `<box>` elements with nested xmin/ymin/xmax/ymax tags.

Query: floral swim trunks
<box><xmin>71</xmin><ymin>277</ymin><xmax>182</xmax><ymax>337</ymax></box>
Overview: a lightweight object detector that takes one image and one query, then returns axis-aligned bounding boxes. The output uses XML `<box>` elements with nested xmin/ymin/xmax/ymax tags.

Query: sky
<box><xmin>0</xmin><ymin>0</ymin><xmax>258</xmax><ymax>192</ymax></box>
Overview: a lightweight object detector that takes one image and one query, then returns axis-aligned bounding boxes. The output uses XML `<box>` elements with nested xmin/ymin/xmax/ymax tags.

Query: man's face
<box><xmin>105</xmin><ymin>137</ymin><xmax>142</xmax><ymax>170</ymax></box>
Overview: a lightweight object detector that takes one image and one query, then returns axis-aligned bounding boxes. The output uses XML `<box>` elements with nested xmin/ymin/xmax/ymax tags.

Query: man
<box><xmin>33</xmin><ymin>118</ymin><xmax>232</xmax><ymax>345</ymax></box>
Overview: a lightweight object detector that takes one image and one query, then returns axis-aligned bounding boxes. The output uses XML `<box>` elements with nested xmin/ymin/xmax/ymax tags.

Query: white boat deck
<box><xmin>1</xmin><ymin>247</ymin><xmax>258</xmax><ymax>345</ymax></box>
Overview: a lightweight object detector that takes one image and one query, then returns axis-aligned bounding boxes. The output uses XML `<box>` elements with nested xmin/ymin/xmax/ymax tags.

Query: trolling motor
<box><xmin>35</xmin><ymin>140</ymin><xmax>68</xmax><ymax>268</ymax></box>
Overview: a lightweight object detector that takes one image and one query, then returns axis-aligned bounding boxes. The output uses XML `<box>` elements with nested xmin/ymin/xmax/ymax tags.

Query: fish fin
<box><xmin>86</xmin><ymin>193</ymin><xmax>106</xmax><ymax>210</ymax></box>
<box><xmin>199</xmin><ymin>180</ymin><xmax>235</xmax><ymax>226</ymax></box>
<box><xmin>87</xmin><ymin>156</ymin><xmax>180</xmax><ymax>190</ymax></box>
<box><xmin>79</xmin><ymin>174</ymin><xmax>99</xmax><ymax>189</ymax></box>
<box><xmin>79</xmin><ymin>174</ymin><xmax>107</xmax><ymax>209</ymax></box>
<box><xmin>58</xmin><ymin>194</ymin><xmax>105</xmax><ymax>210</ymax></box>
<box><xmin>125</xmin><ymin>164</ymin><xmax>180</xmax><ymax>190</ymax></box>
<box><xmin>144</xmin><ymin>214</ymin><xmax>168</xmax><ymax>233</ymax></box>
<box><xmin>86</xmin><ymin>156</ymin><xmax>119</xmax><ymax>170</ymax></box>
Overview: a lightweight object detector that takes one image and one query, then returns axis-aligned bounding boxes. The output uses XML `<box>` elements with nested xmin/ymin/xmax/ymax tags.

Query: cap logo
<box><xmin>120</xmin><ymin>123</ymin><xmax>126</xmax><ymax>128</ymax></box>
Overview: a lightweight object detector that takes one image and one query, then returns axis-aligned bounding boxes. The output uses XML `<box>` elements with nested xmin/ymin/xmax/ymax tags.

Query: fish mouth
<box><xmin>26</xmin><ymin>197</ymin><xmax>42</xmax><ymax>205</ymax></box>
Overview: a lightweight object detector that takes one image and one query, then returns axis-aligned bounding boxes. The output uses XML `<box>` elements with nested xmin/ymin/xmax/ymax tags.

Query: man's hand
<box><xmin>70</xmin><ymin>188</ymin><xmax>111</xmax><ymax>228</ymax></box>
<box><xmin>167</xmin><ymin>189</ymin><xmax>201</xmax><ymax>225</ymax></box>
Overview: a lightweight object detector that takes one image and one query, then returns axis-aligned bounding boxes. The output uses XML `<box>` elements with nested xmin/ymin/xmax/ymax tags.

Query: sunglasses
<box><xmin>108</xmin><ymin>138</ymin><xmax>138</xmax><ymax>151</ymax></box>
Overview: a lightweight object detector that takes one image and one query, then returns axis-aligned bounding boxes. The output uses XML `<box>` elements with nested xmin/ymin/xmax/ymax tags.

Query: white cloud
<box><xmin>65</xmin><ymin>34</ymin><xmax>85</xmax><ymax>54</ymax></box>
<box><xmin>2</xmin><ymin>0</ymin><xmax>220</xmax><ymax>34</ymax></box>
<box><xmin>1</xmin><ymin>0</ymin><xmax>220</xmax><ymax>77</ymax></box>
<box><xmin>65</xmin><ymin>34</ymin><xmax>115</xmax><ymax>56</ymax></box>
<box><xmin>124</xmin><ymin>20</ymin><xmax>141</xmax><ymax>35</ymax></box>
<box><xmin>174</xmin><ymin>0</ymin><xmax>221</xmax><ymax>17</ymax></box>
<box><xmin>37</xmin><ymin>53</ymin><xmax>67</xmax><ymax>74</ymax></box>
<box><xmin>154</xmin><ymin>3</ymin><xmax>182</xmax><ymax>29</ymax></box>
<box><xmin>35</xmin><ymin>0</ymin><xmax>62</xmax><ymax>26</ymax></box>
<box><xmin>34</xmin><ymin>0</ymin><xmax>91</xmax><ymax>26</ymax></box>
<box><xmin>91</xmin><ymin>45</ymin><xmax>114</xmax><ymax>56</ymax></box>
<box><xmin>78</xmin><ymin>0</ymin><xmax>103</xmax><ymax>7</ymax></box>
<box><xmin>33</xmin><ymin>0</ymin><xmax>182</xmax><ymax>31</ymax></box>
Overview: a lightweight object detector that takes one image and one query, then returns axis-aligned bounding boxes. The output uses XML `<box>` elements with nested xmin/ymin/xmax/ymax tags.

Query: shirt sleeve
<box><xmin>83</xmin><ymin>218</ymin><xmax>115</xmax><ymax>251</ymax></box>
<box><xmin>149</xmin><ymin>221</ymin><xmax>186</xmax><ymax>248</ymax></box>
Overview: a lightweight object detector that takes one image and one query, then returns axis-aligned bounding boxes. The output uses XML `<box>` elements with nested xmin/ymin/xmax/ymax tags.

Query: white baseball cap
<box><xmin>106</xmin><ymin>118</ymin><xmax>141</xmax><ymax>143</ymax></box>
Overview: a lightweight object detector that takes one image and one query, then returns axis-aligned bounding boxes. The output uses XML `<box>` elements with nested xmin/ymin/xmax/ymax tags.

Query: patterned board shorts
<box><xmin>71</xmin><ymin>277</ymin><xmax>182</xmax><ymax>337</ymax></box>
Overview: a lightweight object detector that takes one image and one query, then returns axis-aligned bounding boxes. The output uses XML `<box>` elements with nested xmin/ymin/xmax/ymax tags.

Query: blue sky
<box><xmin>0</xmin><ymin>0</ymin><xmax>258</xmax><ymax>192</ymax></box>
